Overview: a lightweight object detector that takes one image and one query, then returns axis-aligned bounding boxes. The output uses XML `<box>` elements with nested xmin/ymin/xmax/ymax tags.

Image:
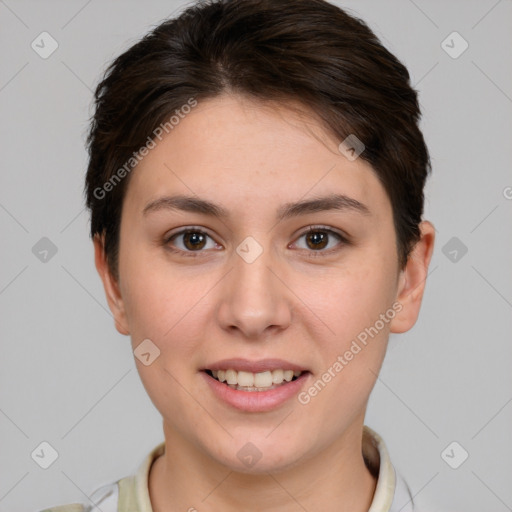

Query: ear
<box><xmin>390</xmin><ymin>221</ymin><xmax>435</xmax><ymax>333</ymax></box>
<box><xmin>93</xmin><ymin>233</ymin><xmax>130</xmax><ymax>336</ymax></box>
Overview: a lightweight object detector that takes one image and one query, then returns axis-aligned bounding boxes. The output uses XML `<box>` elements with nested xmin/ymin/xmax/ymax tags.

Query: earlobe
<box><xmin>93</xmin><ymin>234</ymin><xmax>130</xmax><ymax>336</ymax></box>
<box><xmin>390</xmin><ymin>221</ymin><xmax>435</xmax><ymax>334</ymax></box>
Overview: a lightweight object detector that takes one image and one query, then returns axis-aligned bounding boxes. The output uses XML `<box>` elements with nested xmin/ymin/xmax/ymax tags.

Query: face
<box><xmin>95</xmin><ymin>93</ymin><xmax>433</xmax><ymax>473</ymax></box>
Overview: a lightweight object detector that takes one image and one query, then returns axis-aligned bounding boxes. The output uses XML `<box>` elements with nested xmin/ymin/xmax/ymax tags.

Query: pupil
<box><xmin>185</xmin><ymin>232</ymin><xmax>205</xmax><ymax>250</ymax></box>
<box><xmin>308</xmin><ymin>231</ymin><xmax>327</xmax><ymax>250</ymax></box>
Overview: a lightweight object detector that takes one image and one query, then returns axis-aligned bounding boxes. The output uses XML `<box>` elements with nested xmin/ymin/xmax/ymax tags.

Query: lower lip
<box><xmin>201</xmin><ymin>371</ymin><xmax>310</xmax><ymax>412</ymax></box>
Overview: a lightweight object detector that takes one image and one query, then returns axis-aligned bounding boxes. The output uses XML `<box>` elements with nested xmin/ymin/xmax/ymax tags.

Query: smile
<box><xmin>205</xmin><ymin>368</ymin><xmax>303</xmax><ymax>391</ymax></box>
<box><xmin>201</xmin><ymin>359</ymin><xmax>311</xmax><ymax>412</ymax></box>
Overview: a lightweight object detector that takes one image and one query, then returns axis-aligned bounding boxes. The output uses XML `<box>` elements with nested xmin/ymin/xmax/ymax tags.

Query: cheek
<box><xmin>120</xmin><ymin>265</ymin><xmax>208</xmax><ymax>411</ymax></box>
<box><xmin>313</xmin><ymin>257</ymin><xmax>397</xmax><ymax>342</ymax></box>
<box><xmin>298</xmin><ymin>264</ymin><xmax>395</xmax><ymax>420</ymax></box>
<box><xmin>119</xmin><ymin>250</ymin><xmax>198</xmax><ymax>345</ymax></box>
<box><xmin>300</xmin><ymin>253</ymin><xmax>398</xmax><ymax>408</ymax></box>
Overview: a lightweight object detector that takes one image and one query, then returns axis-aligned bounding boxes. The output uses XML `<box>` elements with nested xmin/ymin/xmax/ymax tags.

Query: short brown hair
<box><xmin>85</xmin><ymin>0</ymin><xmax>431</xmax><ymax>280</ymax></box>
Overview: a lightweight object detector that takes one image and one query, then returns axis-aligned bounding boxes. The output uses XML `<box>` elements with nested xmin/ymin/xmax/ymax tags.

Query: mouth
<box><xmin>203</xmin><ymin>368</ymin><xmax>306</xmax><ymax>392</ymax></box>
<box><xmin>201</xmin><ymin>360</ymin><xmax>311</xmax><ymax>412</ymax></box>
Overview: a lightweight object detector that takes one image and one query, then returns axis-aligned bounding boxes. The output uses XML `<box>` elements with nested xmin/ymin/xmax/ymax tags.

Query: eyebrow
<box><xmin>142</xmin><ymin>193</ymin><xmax>371</xmax><ymax>221</ymax></box>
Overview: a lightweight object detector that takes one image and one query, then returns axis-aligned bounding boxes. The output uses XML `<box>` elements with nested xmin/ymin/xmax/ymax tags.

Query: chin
<box><xmin>205</xmin><ymin>435</ymin><xmax>310</xmax><ymax>475</ymax></box>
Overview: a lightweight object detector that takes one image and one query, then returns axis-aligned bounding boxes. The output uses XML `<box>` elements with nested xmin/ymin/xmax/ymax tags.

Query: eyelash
<box><xmin>163</xmin><ymin>225</ymin><xmax>349</xmax><ymax>259</ymax></box>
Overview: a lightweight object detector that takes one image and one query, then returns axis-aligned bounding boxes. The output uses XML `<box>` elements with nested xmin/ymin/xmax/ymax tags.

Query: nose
<box><xmin>216</xmin><ymin>243</ymin><xmax>292</xmax><ymax>340</ymax></box>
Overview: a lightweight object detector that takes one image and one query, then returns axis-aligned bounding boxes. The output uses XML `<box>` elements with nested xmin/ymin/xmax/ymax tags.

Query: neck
<box><xmin>149</xmin><ymin>419</ymin><xmax>377</xmax><ymax>512</ymax></box>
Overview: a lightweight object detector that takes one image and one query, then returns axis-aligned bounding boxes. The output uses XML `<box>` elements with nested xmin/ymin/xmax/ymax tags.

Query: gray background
<box><xmin>1</xmin><ymin>1</ymin><xmax>511</xmax><ymax>511</ymax></box>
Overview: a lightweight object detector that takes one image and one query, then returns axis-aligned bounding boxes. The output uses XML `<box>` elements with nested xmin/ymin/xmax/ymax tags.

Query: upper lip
<box><xmin>202</xmin><ymin>358</ymin><xmax>309</xmax><ymax>373</ymax></box>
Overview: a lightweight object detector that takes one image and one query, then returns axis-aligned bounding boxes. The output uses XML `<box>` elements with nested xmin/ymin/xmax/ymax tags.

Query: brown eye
<box><xmin>165</xmin><ymin>229</ymin><xmax>218</xmax><ymax>255</ymax></box>
<box><xmin>293</xmin><ymin>227</ymin><xmax>347</xmax><ymax>255</ymax></box>
<box><xmin>182</xmin><ymin>231</ymin><xmax>207</xmax><ymax>250</ymax></box>
<box><xmin>305</xmin><ymin>230</ymin><xmax>329</xmax><ymax>250</ymax></box>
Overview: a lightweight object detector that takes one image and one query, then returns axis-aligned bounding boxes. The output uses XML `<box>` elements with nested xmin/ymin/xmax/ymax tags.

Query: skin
<box><xmin>94</xmin><ymin>93</ymin><xmax>435</xmax><ymax>512</ymax></box>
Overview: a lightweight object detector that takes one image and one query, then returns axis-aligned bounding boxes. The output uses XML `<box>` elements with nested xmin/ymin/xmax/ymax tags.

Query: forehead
<box><xmin>123</xmin><ymin>94</ymin><xmax>391</xmax><ymax>220</ymax></box>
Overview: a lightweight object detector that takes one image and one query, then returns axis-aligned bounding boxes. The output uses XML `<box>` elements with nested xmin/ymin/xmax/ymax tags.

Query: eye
<box><xmin>164</xmin><ymin>228</ymin><xmax>220</xmax><ymax>255</ymax></box>
<box><xmin>163</xmin><ymin>225</ymin><xmax>349</xmax><ymax>258</ymax></box>
<box><xmin>292</xmin><ymin>226</ymin><xmax>348</xmax><ymax>255</ymax></box>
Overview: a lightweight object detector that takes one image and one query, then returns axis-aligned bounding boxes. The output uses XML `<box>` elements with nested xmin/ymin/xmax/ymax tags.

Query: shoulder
<box><xmin>35</xmin><ymin>482</ymin><xmax>119</xmax><ymax>512</ymax></box>
<box><xmin>33</xmin><ymin>442</ymin><xmax>164</xmax><ymax>512</ymax></box>
<box><xmin>390</xmin><ymin>470</ymin><xmax>414</xmax><ymax>511</ymax></box>
<box><xmin>36</xmin><ymin>506</ymin><xmax>86</xmax><ymax>512</ymax></box>
<box><xmin>362</xmin><ymin>425</ymin><xmax>418</xmax><ymax>512</ymax></box>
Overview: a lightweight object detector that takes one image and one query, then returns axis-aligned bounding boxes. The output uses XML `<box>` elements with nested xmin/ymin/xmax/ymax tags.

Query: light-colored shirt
<box><xmin>36</xmin><ymin>425</ymin><xmax>415</xmax><ymax>512</ymax></box>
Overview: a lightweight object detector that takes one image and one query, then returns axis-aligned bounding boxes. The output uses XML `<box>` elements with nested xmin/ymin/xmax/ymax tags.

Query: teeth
<box><xmin>254</xmin><ymin>371</ymin><xmax>272</xmax><ymax>388</ymax></box>
<box><xmin>272</xmin><ymin>369</ymin><xmax>283</xmax><ymax>383</ymax></box>
<box><xmin>225</xmin><ymin>369</ymin><xmax>237</xmax><ymax>385</ymax></box>
<box><xmin>237</xmin><ymin>371</ymin><xmax>254</xmax><ymax>387</ymax></box>
<box><xmin>209</xmin><ymin>368</ymin><xmax>303</xmax><ymax>388</ymax></box>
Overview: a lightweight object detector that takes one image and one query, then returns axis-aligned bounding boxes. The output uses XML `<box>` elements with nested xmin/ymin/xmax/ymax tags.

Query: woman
<box><xmin>39</xmin><ymin>0</ymin><xmax>435</xmax><ymax>510</ymax></box>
